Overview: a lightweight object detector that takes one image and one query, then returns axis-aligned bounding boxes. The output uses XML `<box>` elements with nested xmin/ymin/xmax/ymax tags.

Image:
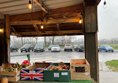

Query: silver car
<box><xmin>51</xmin><ymin>45</ymin><xmax>60</xmax><ymax>52</ymax></box>
<box><xmin>64</xmin><ymin>44</ymin><xmax>73</xmax><ymax>51</ymax></box>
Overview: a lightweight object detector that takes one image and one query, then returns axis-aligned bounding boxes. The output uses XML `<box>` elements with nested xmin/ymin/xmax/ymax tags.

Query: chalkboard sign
<box><xmin>75</xmin><ymin>67</ymin><xmax>85</xmax><ymax>72</ymax></box>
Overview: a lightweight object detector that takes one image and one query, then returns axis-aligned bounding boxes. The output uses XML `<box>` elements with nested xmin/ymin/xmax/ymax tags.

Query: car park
<box><xmin>64</xmin><ymin>44</ymin><xmax>73</xmax><ymax>51</ymax></box>
<box><xmin>99</xmin><ymin>45</ymin><xmax>114</xmax><ymax>52</ymax></box>
<box><xmin>51</xmin><ymin>45</ymin><xmax>60</xmax><ymax>52</ymax></box>
<box><xmin>20</xmin><ymin>44</ymin><xmax>34</xmax><ymax>52</ymax></box>
<box><xmin>34</xmin><ymin>44</ymin><xmax>45</xmax><ymax>52</ymax></box>
<box><xmin>10</xmin><ymin>45</ymin><xmax>18</xmax><ymax>52</ymax></box>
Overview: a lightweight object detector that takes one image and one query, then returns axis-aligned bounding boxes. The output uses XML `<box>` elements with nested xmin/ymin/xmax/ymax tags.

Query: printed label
<box><xmin>54</xmin><ymin>73</ymin><xmax>59</xmax><ymax>77</ymax></box>
<box><xmin>61</xmin><ymin>72</ymin><xmax>68</xmax><ymax>75</ymax></box>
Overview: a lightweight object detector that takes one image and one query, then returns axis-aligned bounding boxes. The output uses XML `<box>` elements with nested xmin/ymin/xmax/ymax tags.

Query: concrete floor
<box><xmin>10</xmin><ymin>48</ymin><xmax>118</xmax><ymax>83</ymax></box>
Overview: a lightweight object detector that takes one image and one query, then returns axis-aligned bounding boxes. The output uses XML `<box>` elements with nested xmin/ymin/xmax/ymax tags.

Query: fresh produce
<box><xmin>49</xmin><ymin>65</ymin><xmax>69</xmax><ymax>70</ymax></box>
<box><xmin>71</xmin><ymin>62</ymin><xmax>86</xmax><ymax>65</ymax></box>
<box><xmin>4</xmin><ymin>62</ymin><xmax>28</xmax><ymax>72</ymax></box>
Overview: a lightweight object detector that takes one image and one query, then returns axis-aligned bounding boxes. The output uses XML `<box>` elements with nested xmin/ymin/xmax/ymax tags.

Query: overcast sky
<box><xmin>98</xmin><ymin>0</ymin><xmax>118</xmax><ymax>39</ymax></box>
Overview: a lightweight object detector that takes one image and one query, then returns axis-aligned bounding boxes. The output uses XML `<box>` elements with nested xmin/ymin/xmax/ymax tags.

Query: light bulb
<box><xmin>33</xmin><ymin>37</ymin><xmax>35</xmax><ymax>40</ymax></box>
<box><xmin>0</xmin><ymin>29</ymin><xmax>2</xmax><ymax>32</ymax></box>
<box><xmin>65</xmin><ymin>35</ymin><xmax>67</xmax><ymax>37</ymax></box>
<box><xmin>41</xmin><ymin>25</ymin><xmax>44</xmax><ymax>29</ymax></box>
<box><xmin>28</xmin><ymin>1</ymin><xmax>32</xmax><ymax>9</ymax></box>
<box><xmin>79</xmin><ymin>20</ymin><xmax>82</xmax><ymax>24</ymax></box>
<box><xmin>103</xmin><ymin>1</ymin><xmax>106</xmax><ymax>8</ymax></box>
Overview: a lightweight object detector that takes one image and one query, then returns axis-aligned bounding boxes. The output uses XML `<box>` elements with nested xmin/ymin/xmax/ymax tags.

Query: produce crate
<box><xmin>44</xmin><ymin>62</ymin><xmax>70</xmax><ymax>82</ymax></box>
<box><xmin>70</xmin><ymin>59</ymin><xmax>91</xmax><ymax>80</ymax></box>
<box><xmin>20</xmin><ymin>62</ymin><xmax>51</xmax><ymax>81</ymax></box>
<box><xmin>0</xmin><ymin>63</ymin><xmax>20</xmax><ymax>82</ymax></box>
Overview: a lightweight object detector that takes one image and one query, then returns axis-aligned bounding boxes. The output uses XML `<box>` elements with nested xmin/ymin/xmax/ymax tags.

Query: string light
<box><xmin>103</xmin><ymin>0</ymin><xmax>106</xmax><ymax>9</ymax></box>
<box><xmin>65</xmin><ymin>35</ymin><xmax>67</xmax><ymax>37</ymax></box>
<box><xmin>0</xmin><ymin>29</ymin><xmax>2</xmax><ymax>32</ymax></box>
<box><xmin>33</xmin><ymin>37</ymin><xmax>35</xmax><ymax>40</ymax></box>
<box><xmin>41</xmin><ymin>24</ymin><xmax>44</xmax><ymax>29</ymax></box>
<box><xmin>28</xmin><ymin>0</ymin><xmax>32</xmax><ymax>9</ymax></box>
<box><xmin>79</xmin><ymin>17</ymin><xmax>82</xmax><ymax>24</ymax></box>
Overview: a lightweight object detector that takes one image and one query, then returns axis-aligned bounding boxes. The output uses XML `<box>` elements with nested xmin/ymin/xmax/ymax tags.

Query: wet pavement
<box><xmin>10</xmin><ymin>49</ymin><xmax>118</xmax><ymax>83</ymax></box>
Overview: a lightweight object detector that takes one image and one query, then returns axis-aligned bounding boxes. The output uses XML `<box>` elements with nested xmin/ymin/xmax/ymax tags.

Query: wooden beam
<box><xmin>57</xmin><ymin>24</ymin><xmax>60</xmax><ymax>31</ymax></box>
<box><xmin>33</xmin><ymin>24</ymin><xmax>41</xmax><ymax>34</ymax></box>
<box><xmin>10</xmin><ymin>4</ymin><xmax>83</xmax><ymax>21</ymax></box>
<box><xmin>50</xmin><ymin>4</ymin><xmax>83</xmax><ymax>15</ymax></box>
<box><xmin>10</xmin><ymin>17</ymin><xmax>79</xmax><ymax>25</ymax></box>
<box><xmin>12</xmin><ymin>27</ymin><xmax>18</xmax><ymax>35</ymax></box>
<box><xmin>34</xmin><ymin>0</ymin><xmax>48</xmax><ymax>13</ymax></box>
<box><xmin>17</xmin><ymin>30</ymin><xmax>83</xmax><ymax>35</ymax></box>
<box><xmin>17</xmin><ymin>33</ymin><xmax>84</xmax><ymax>37</ymax></box>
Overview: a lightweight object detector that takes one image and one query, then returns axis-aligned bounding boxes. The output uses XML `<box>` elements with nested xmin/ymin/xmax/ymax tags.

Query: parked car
<box><xmin>74</xmin><ymin>45</ymin><xmax>79</xmax><ymax>51</ymax></box>
<box><xmin>51</xmin><ymin>45</ymin><xmax>60</xmax><ymax>52</ymax></box>
<box><xmin>10</xmin><ymin>45</ymin><xmax>18</xmax><ymax>52</ymax></box>
<box><xmin>64</xmin><ymin>44</ymin><xmax>73</xmax><ymax>51</ymax></box>
<box><xmin>73</xmin><ymin>45</ymin><xmax>78</xmax><ymax>49</ymax></box>
<box><xmin>99</xmin><ymin>45</ymin><xmax>114</xmax><ymax>52</ymax></box>
<box><xmin>78</xmin><ymin>45</ymin><xmax>84</xmax><ymax>52</ymax></box>
<box><xmin>34</xmin><ymin>44</ymin><xmax>45</xmax><ymax>52</ymax></box>
<box><xmin>20</xmin><ymin>44</ymin><xmax>34</xmax><ymax>52</ymax></box>
<box><xmin>74</xmin><ymin>45</ymin><xmax>84</xmax><ymax>52</ymax></box>
<box><xmin>48</xmin><ymin>45</ymin><xmax>54</xmax><ymax>50</ymax></box>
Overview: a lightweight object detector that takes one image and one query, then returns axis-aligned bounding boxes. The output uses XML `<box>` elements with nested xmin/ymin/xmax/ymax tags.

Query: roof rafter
<box><xmin>33</xmin><ymin>24</ymin><xmax>41</xmax><ymax>34</ymax></box>
<box><xmin>34</xmin><ymin>0</ymin><xmax>48</xmax><ymax>13</ymax></box>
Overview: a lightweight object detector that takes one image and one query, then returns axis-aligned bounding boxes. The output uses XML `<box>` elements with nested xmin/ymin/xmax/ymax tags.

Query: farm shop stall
<box><xmin>0</xmin><ymin>0</ymin><xmax>101</xmax><ymax>82</ymax></box>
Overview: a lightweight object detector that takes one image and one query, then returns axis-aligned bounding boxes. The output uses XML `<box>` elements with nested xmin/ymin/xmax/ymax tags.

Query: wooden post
<box><xmin>84</xmin><ymin>0</ymin><xmax>99</xmax><ymax>82</ymax></box>
<box><xmin>5</xmin><ymin>15</ymin><xmax>10</xmax><ymax>63</ymax></box>
<box><xmin>84</xmin><ymin>33</ymin><xmax>99</xmax><ymax>82</ymax></box>
<box><xmin>0</xmin><ymin>15</ymin><xmax>10</xmax><ymax>65</ymax></box>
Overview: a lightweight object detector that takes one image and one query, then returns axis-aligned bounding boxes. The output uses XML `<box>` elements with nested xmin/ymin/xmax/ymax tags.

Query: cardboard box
<box><xmin>0</xmin><ymin>63</ymin><xmax>20</xmax><ymax>82</ymax></box>
<box><xmin>20</xmin><ymin>62</ymin><xmax>51</xmax><ymax>81</ymax></box>
<box><xmin>44</xmin><ymin>62</ymin><xmax>70</xmax><ymax>82</ymax></box>
<box><xmin>70</xmin><ymin>59</ymin><xmax>91</xmax><ymax>80</ymax></box>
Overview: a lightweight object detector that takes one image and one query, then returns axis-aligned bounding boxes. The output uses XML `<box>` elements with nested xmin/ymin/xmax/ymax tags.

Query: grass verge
<box><xmin>105</xmin><ymin>60</ymin><xmax>118</xmax><ymax>72</ymax></box>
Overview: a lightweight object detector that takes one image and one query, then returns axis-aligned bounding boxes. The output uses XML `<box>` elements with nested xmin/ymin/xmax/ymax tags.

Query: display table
<box><xmin>18</xmin><ymin>80</ymin><xmax>92</xmax><ymax>83</ymax></box>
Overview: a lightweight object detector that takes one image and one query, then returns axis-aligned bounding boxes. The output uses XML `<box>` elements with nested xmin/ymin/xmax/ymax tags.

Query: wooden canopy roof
<box><xmin>0</xmin><ymin>0</ymin><xmax>101</xmax><ymax>37</ymax></box>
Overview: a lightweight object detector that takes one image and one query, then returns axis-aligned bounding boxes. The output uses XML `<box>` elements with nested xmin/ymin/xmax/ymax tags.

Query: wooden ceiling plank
<box><xmin>34</xmin><ymin>0</ymin><xmax>48</xmax><ymax>13</ymax></box>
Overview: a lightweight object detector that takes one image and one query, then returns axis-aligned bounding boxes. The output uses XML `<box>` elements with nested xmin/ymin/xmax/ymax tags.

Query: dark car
<box><xmin>20</xmin><ymin>44</ymin><xmax>34</xmax><ymax>52</ymax></box>
<box><xmin>75</xmin><ymin>45</ymin><xmax>84</xmax><ymax>52</ymax></box>
<box><xmin>48</xmin><ymin>45</ymin><xmax>54</xmax><ymax>50</ymax></box>
<box><xmin>10</xmin><ymin>45</ymin><xmax>18</xmax><ymax>52</ymax></box>
<box><xmin>34</xmin><ymin>44</ymin><xmax>45</xmax><ymax>52</ymax></box>
<box><xmin>74</xmin><ymin>45</ymin><xmax>79</xmax><ymax>51</ymax></box>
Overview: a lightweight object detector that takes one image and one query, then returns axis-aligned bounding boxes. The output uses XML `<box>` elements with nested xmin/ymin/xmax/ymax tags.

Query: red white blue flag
<box><xmin>20</xmin><ymin>69</ymin><xmax>44</xmax><ymax>80</ymax></box>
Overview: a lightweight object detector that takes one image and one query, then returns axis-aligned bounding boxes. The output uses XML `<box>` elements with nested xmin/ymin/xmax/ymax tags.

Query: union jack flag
<box><xmin>20</xmin><ymin>69</ymin><xmax>44</xmax><ymax>80</ymax></box>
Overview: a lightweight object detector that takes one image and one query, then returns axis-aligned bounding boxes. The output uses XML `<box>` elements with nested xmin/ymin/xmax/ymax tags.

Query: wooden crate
<box><xmin>70</xmin><ymin>59</ymin><xmax>91</xmax><ymax>80</ymax></box>
<box><xmin>0</xmin><ymin>63</ymin><xmax>20</xmax><ymax>82</ymax></box>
